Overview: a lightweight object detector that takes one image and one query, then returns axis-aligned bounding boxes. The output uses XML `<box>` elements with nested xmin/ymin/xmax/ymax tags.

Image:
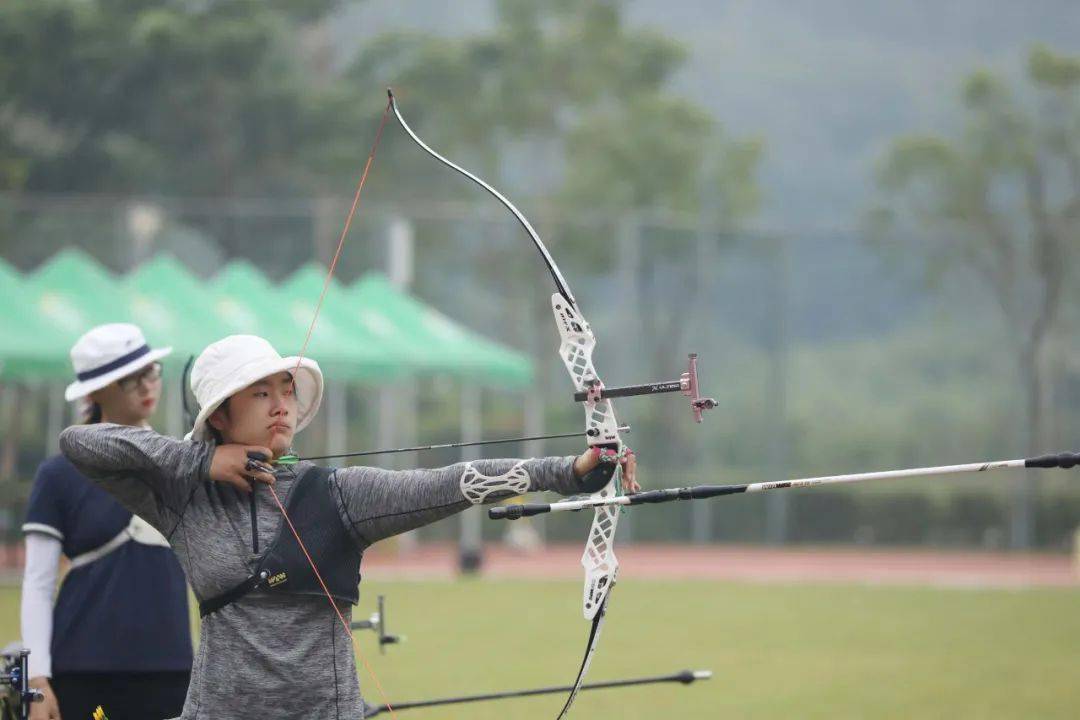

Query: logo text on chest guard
<box><xmin>267</xmin><ymin>571</ymin><xmax>288</xmax><ymax>587</ymax></box>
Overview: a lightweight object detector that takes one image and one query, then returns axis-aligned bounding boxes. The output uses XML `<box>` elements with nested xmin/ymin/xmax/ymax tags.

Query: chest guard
<box><xmin>199</xmin><ymin>465</ymin><xmax>361</xmax><ymax>617</ymax></box>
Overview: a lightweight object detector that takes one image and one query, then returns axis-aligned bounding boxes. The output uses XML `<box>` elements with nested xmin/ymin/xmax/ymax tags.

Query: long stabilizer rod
<box><xmin>489</xmin><ymin>451</ymin><xmax>1080</xmax><ymax>520</ymax></box>
<box><xmin>362</xmin><ymin>669</ymin><xmax>712</xmax><ymax>716</ymax></box>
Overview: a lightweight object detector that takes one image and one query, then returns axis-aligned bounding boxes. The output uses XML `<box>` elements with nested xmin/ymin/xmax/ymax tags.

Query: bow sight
<box><xmin>572</xmin><ymin>353</ymin><xmax>718</xmax><ymax>423</ymax></box>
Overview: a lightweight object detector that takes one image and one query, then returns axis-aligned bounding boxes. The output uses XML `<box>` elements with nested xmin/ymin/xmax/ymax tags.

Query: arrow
<box><xmin>275</xmin><ymin>426</ymin><xmax>631</xmax><ymax>465</ymax></box>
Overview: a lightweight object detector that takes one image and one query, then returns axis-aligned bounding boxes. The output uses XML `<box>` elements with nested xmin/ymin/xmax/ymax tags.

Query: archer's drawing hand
<box><xmin>573</xmin><ymin>446</ymin><xmax>639</xmax><ymax>494</ymax></box>
<box><xmin>209</xmin><ymin>445</ymin><xmax>276</xmax><ymax>493</ymax></box>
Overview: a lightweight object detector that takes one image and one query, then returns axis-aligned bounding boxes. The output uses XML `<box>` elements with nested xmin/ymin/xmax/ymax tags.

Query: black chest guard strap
<box><xmin>200</xmin><ymin>465</ymin><xmax>362</xmax><ymax>617</ymax></box>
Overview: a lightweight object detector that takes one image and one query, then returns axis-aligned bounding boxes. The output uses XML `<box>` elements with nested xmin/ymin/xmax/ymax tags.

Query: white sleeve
<box><xmin>20</xmin><ymin>533</ymin><xmax>62</xmax><ymax>679</ymax></box>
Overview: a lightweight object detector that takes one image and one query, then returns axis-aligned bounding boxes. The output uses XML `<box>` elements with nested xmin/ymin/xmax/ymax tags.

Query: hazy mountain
<box><xmin>336</xmin><ymin>0</ymin><xmax>1080</xmax><ymax>231</ymax></box>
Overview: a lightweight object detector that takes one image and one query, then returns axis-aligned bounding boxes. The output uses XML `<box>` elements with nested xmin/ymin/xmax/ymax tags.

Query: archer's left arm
<box><xmin>331</xmin><ymin>456</ymin><xmax>582</xmax><ymax>547</ymax></box>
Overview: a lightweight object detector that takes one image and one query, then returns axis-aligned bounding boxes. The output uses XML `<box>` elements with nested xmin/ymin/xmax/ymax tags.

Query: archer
<box><xmin>59</xmin><ymin>334</ymin><xmax>637</xmax><ymax>719</ymax></box>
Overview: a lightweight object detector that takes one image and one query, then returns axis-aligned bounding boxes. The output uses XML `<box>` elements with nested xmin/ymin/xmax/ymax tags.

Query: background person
<box><xmin>20</xmin><ymin>324</ymin><xmax>192</xmax><ymax>720</ymax></box>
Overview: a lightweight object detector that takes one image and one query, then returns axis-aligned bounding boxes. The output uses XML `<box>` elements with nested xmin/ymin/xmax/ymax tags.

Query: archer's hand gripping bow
<box><xmin>386</xmin><ymin>89</ymin><xmax>717</xmax><ymax>718</ymax></box>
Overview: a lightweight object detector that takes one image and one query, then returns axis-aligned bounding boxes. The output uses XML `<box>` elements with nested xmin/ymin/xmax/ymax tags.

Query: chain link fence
<box><xmin>2</xmin><ymin>193</ymin><xmax>1079</xmax><ymax>561</ymax></box>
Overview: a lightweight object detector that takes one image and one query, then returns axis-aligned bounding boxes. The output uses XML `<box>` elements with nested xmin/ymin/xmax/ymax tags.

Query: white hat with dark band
<box><xmin>185</xmin><ymin>335</ymin><xmax>323</xmax><ymax>442</ymax></box>
<box><xmin>65</xmin><ymin>324</ymin><xmax>172</xmax><ymax>402</ymax></box>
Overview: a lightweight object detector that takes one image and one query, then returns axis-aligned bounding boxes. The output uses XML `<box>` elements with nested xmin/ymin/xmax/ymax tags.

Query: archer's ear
<box><xmin>207</xmin><ymin>406</ymin><xmax>228</xmax><ymax>432</ymax></box>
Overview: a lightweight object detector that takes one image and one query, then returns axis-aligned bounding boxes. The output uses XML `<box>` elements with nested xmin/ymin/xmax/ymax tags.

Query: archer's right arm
<box><xmin>59</xmin><ymin>424</ymin><xmax>214</xmax><ymax>535</ymax></box>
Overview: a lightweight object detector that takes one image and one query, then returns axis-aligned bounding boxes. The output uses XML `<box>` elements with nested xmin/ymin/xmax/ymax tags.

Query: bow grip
<box><xmin>578</xmin><ymin>441</ymin><xmax>620</xmax><ymax>494</ymax></box>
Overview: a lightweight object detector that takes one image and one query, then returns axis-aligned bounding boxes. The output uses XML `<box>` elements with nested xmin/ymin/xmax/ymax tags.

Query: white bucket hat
<box><xmin>186</xmin><ymin>335</ymin><xmax>323</xmax><ymax>442</ymax></box>
<box><xmin>65</xmin><ymin>323</ymin><xmax>172</xmax><ymax>402</ymax></box>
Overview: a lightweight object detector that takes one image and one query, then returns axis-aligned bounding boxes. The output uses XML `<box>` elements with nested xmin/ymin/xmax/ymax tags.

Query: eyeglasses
<box><xmin>118</xmin><ymin>362</ymin><xmax>163</xmax><ymax>392</ymax></box>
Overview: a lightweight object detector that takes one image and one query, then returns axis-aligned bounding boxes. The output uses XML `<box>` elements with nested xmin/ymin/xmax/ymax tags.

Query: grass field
<box><xmin>3</xmin><ymin>578</ymin><xmax>1079</xmax><ymax>719</ymax></box>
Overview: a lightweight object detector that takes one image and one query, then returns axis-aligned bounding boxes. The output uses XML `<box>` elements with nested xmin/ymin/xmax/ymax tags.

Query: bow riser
<box><xmin>552</xmin><ymin>294</ymin><xmax>622</xmax><ymax>621</ymax></box>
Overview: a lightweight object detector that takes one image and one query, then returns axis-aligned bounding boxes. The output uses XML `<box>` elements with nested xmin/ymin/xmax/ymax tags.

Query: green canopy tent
<box><xmin>0</xmin><ymin>259</ymin><xmax>71</xmax><ymax>379</ymax></box>
<box><xmin>13</xmin><ymin>250</ymin><xmax>142</xmax><ymax>447</ymax></box>
<box><xmin>3</xmin><ymin>252</ymin><xmax>534</xmax><ymax>387</ymax></box>
<box><xmin>277</xmin><ymin>263</ymin><xmax>436</xmax><ymax>379</ymax></box>
<box><xmin>25</xmin><ymin>248</ymin><xmax>132</xmax><ymax>336</ymax></box>
<box><xmin>211</xmin><ymin>261</ymin><xmax>399</xmax><ymax>382</ymax></box>
<box><xmin>206</xmin><ymin>261</ymin><xmax>294</xmax><ymax>347</ymax></box>
<box><xmin>349</xmin><ymin>274</ymin><xmax>533</xmax><ymax>389</ymax></box>
<box><xmin>14</xmin><ymin>250</ymin><xmax>138</xmax><ymax>380</ymax></box>
<box><xmin>126</xmin><ymin>254</ymin><xmax>234</xmax><ymax>360</ymax></box>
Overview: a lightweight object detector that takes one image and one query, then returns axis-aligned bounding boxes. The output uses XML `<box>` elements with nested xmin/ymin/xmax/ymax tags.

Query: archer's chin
<box><xmin>269</xmin><ymin>431</ymin><xmax>294</xmax><ymax>452</ymax></box>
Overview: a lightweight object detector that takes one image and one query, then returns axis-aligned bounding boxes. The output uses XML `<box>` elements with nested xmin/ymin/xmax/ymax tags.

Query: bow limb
<box><xmin>386</xmin><ymin>89</ymin><xmax>576</xmax><ymax>307</ymax></box>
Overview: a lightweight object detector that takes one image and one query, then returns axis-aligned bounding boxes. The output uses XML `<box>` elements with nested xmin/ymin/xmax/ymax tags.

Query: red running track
<box><xmin>361</xmin><ymin>542</ymin><xmax>1079</xmax><ymax>589</ymax></box>
<box><xmin>0</xmin><ymin>542</ymin><xmax>1075</xmax><ymax>589</ymax></box>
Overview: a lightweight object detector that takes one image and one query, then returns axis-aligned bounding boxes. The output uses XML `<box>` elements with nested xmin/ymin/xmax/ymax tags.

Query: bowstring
<box><xmin>295</xmin><ymin>99</ymin><xmax>392</xmax><ymax>367</ymax></box>
<box><xmin>282</xmin><ymin>95</ymin><xmax>397</xmax><ymax>719</ymax></box>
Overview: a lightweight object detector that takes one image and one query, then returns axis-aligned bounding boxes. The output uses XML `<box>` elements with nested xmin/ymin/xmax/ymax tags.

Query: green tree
<box><xmin>0</xmin><ymin>0</ymin><xmax>348</xmax><ymax>197</ymax></box>
<box><xmin>347</xmin><ymin>0</ymin><xmax>761</xmax><ymax>221</ymax></box>
<box><xmin>870</xmin><ymin>45</ymin><xmax>1080</xmax><ymax>548</ymax></box>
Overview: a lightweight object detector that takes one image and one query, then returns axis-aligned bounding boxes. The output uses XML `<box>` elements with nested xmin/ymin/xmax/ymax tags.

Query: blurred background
<box><xmin>2</xmin><ymin>2</ymin><xmax>1080</xmax><ymax>717</ymax></box>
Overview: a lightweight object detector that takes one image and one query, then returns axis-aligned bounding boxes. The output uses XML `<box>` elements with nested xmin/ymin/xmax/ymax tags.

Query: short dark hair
<box><xmin>82</xmin><ymin>401</ymin><xmax>103</xmax><ymax>425</ymax></box>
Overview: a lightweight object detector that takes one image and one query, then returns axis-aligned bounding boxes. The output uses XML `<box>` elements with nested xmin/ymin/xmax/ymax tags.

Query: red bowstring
<box><xmin>294</xmin><ymin>98</ymin><xmax>393</xmax><ymax>370</ymax></box>
<box><xmin>282</xmin><ymin>96</ymin><xmax>397</xmax><ymax>718</ymax></box>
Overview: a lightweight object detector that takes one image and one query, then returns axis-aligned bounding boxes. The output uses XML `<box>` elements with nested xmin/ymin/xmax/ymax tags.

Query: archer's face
<box><xmin>210</xmin><ymin>371</ymin><xmax>298</xmax><ymax>456</ymax></box>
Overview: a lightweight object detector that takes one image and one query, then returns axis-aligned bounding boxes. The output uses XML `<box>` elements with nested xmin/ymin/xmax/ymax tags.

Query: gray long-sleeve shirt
<box><xmin>60</xmin><ymin>423</ymin><xmax>583</xmax><ymax>719</ymax></box>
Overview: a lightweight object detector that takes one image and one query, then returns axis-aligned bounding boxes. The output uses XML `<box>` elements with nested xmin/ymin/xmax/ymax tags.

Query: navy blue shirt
<box><xmin>23</xmin><ymin>454</ymin><xmax>193</xmax><ymax>673</ymax></box>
